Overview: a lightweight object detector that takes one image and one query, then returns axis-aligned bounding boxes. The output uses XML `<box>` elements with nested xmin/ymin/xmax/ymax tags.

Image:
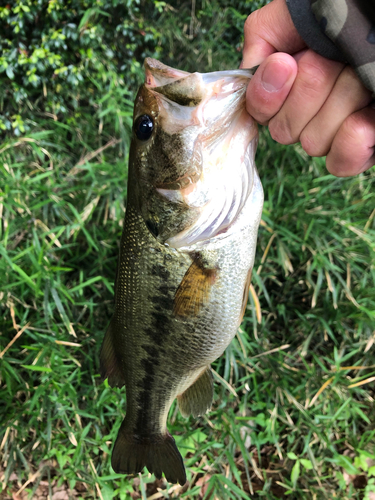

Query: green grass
<box><xmin>1</xmin><ymin>109</ymin><xmax>375</xmax><ymax>500</ymax></box>
<box><xmin>5</xmin><ymin>1</ymin><xmax>374</xmax><ymax>498</ymax></box>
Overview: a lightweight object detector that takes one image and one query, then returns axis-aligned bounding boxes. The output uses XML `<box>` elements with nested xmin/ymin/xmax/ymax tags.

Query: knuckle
<box><xmin>341</xmin><ymin>66</ymin><xmax>362</xmax><ymax>88</ymax></box>
<box><xmin>300</xmin><ymin>131</ymin><xmax>327</xmax><ymax>157</ymax></box>
<box><xmin>269</xmin><ymin>117</ymin><xmax>294</xmax><ymax>144</ymax></box>
<box><xmin>254</xmin><ymin>112</ymin><xmax>270</xmax><ymax>126</ymax></box>
<box><xmin>297</xmin><ymin>60</ymin><xmax>330</xmax><ymax>98</ymax></box>
<box><xmin>244</xmin><ymin>10</ymin><xmax>260</xmax><ymax>35</ymax></box>
<box><xmin>338</xmin><ymin>67</ymin><xmax>372</xmax><ymax>108</ymax></box>
<box><xmin>246</xmin><ymin>82</ymin><xmax>274</xmax><ymax>122</ymax></box>
<box><xmin>339</xmin><ymin>111</ymin><xmax>372</xmax><ymax>154</ymax></box>
<box><xmin>341</xmin><ymin>112</ymin><xmax>369</xmax><ymax>144</ymax></box>
<box><xmin>325</xmin><ymin>155</ymin><xmax>341</xmax><ymax>176</ymax></box>
<box><xmin>341</xmin><ymin>113</ymin><xmax>374</xmax><ymax>164</ymax></box>
<box><xmin>244</xmin><ymin>9</ymin><xmax>274</xmax><ymax>44</ymax></box>
<box><xmin>341</xmin><ymin>66</ymin><xmax>369</xmax><ymax>92</ymax></box>
<box><xmin>327</xmin><ymin>109</ymin><xmax>375</xmax><ymax>176</ymax></box>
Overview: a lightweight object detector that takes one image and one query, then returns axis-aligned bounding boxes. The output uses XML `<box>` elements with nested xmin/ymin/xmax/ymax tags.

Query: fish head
<box><xmin>129</xmin><ymin>58</ymin><xmax>258</xmax><ymax>248</ymax></box>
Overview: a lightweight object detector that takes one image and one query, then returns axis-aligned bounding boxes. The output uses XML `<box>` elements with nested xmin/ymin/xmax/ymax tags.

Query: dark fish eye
<box><xmin>134</xmin><ymin>114</ymin><xmax>154</xmax><ymax>141</ymax></box>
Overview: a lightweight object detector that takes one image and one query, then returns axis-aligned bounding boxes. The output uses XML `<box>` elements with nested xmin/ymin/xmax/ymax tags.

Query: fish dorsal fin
<box><xmin>177</xmin><ymin>367</ymin><xmax>214</xmax><ymax>418</ymax></box>
<box><xmin>173</xmin><ymin>255</ymin><xmax>217</xmax><ymax>318</ymax></box>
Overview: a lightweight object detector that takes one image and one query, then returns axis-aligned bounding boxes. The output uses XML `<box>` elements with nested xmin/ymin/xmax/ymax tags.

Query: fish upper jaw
<box><xmin>144</xmin><ymin>58</ymin><xmax>190</xmax><ymax>88</ymax></box>
<box><xmin>145</xmin><ymin>58</ymin><xmax>254</xmax><ymax>130</ymax></box>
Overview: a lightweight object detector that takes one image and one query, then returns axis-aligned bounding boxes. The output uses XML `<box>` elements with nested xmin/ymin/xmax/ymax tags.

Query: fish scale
<box><xmin>100</xmin><ymin>58</ymin><xmax>263</xmax><ymax>485</ymax></box>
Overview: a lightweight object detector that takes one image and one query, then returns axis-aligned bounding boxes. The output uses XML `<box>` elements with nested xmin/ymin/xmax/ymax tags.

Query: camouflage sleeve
<box><xmin>286</xmin><ymin>0</ymin><xmax>375</xmax><ymax>94</ymax></box>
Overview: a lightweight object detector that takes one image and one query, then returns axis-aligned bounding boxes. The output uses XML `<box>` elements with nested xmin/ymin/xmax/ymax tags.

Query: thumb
<box><xmin>246</xmin><ymin>53</ymin><xmax>297</xmax><ymax>125</ymax></box>
<box><xmin>242</xmin><ymin>0</ymin><xmax>306</xmax><ymax>68</ymax></box>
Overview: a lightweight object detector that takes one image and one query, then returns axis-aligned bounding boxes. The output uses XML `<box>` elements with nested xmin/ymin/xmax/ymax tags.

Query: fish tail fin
<box><xmin>100</xmin><ymin>320</ymin><xmax>125</xmax><ymax>388</ymax></box>
<box><xmin>112</xmin><ymin>424</ymin><xmax>186</xmax><ymax>485</ymax></box>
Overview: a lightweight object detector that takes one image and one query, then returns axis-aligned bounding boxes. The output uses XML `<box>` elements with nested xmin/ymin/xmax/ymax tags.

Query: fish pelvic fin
<box><xmin>173</xmin><ymin>255</ymin><xmax>217</xmax><ymax>318</ymax></box>
<box><xmin>177</xmin><ymin>367</ymin><xmax>213</xmax><ymax>418</ymax></box>
<box><xmin>100</xmin><ymin>320</ymin><xmax>125</xmax><ymax>388</ymax></box>
<box><xmin>239</xmin><ymin>267</ymin><xmax>253</xmax><ymax>326</ymax></box>
<box><xmin>112</xmin><ymin>425</ymin><xmax>187</xmax><ymax>485</ymax></box>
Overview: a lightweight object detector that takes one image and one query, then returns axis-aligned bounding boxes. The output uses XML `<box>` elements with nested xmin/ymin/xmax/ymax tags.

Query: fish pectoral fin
<box><xmin>173</xmin><ymin>255</ymin><xmax>217</xmax><ymax>318</ymax></box>
<box><xmin>177</xmin><ymin>367</ymin><xmax>214</xmax><ymax>418</ymax></box>
<box><xmin>112</xmin><ymin>423</ymin><xmax>186</xmax><ymax>485</ymax></box>
<box><xmin>100</xmin><ymin>320</ymin><xmax>126</xmax><ymax>388</ymax></box>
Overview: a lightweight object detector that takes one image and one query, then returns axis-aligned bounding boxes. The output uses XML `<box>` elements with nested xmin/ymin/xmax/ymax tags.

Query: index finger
<box><xmin>242</xmin><ymin>0</ymin><xmax>306</xmax><ymax>68</ymax></box>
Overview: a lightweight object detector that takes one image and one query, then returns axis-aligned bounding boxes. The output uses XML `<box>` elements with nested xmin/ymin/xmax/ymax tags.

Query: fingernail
<box><xmin>261</xmin><ymin>61</ymin><xmax>292</xmax><ymax>92</ymax></box>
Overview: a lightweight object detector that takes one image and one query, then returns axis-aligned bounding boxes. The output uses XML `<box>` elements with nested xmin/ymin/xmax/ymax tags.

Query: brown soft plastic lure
<box><xmin>100</xmin><ymin>58</ymin><xmax>263</xmax><ymax>485</ymax></box>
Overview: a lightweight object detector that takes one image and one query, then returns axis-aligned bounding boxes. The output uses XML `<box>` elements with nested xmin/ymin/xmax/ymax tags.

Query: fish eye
<box><xmin>134</xmin><ymin>114</ymin><xmax>154</xmax><ymax>141</ymax></box>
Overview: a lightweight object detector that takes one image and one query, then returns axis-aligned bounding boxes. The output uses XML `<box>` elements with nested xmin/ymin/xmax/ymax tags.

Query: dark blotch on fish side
<box><xmin>134</xmin><ymin>357</ymin><xmax>157</xmax><ymax>436</ymax></box>
<box><xmin>144</xmin><ymin>312</ymin><xmax>171</xmax><ymax>346</ymax></box>
<box><xmin>152</xmin><ymin>311</ymin><xmax>170</xmax><ymax>332</ymax></box>
<box><xmin>136</xmin><ymin>286</ymin><xmax>173</xmax><ymax>433</ymax></box>
<box><xmin>142</xmin><ymin>345</ymin><xmax>159</xmax><ymax>358</ymax></box>
<box><xmin>151</xmin><ymin>263</ymin><xmax>170</xmax><ymax>280</ymax></box>
<box><xmin>159</xmin><ymin>284</ymin><xmax>175</xmax><ymax>295</ymax></box>
<box><xmin>150</xmin><ymin>294</ymin><xmax>174</xmax><ymax>310</ymax></box>
<box><xmin>145</xmin><ymin>219</ymin><xmax>159</xmax><ymax>237</ymax></box>
<box><xmin>135</xmin><ymin>306</ymin><xmax>172</xmax><ymax>436</ymax></box>
<box><xmin>135</xmin><ymin>398</ymin><xmax>151</xmax><ymax>435</ymax></box>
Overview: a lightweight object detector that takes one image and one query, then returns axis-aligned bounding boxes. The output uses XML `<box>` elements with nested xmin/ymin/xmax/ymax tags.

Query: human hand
<box><xmin>242</xmin><ymin>0</ymin><xmax>374</xmax><ymax>177</ymax></box>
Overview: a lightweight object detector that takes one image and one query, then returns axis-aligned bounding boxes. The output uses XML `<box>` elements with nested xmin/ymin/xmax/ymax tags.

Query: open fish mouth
<box><xmin>139</xmin><ymin>59</ymin><xmax>258</xmax><ymax>249</ymax></box>
<box><xmin>145</xmin><ymin>58</ymin><xmax>253</xmax><ymax>111</ymax></box>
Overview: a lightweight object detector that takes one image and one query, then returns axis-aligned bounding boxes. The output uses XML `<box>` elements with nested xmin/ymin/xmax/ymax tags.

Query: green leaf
<box><xmin>21</xmin><ymin>365</ymin><xmax>52</xmax><ymax>372</ymax></box>
<box><xmin>300</xmin><ymin>459</ymin><xmax>313</xmax><ymax>470</ymax></box>
<box><xmin>354</xmin><ymin>454</ymin><xmax>369</xmax><ymax>472</ymax></box>
<box><xmin>353</xmin><ymin>406</ymin><xmax>371</xmax><ymax>424</ymax></box>
<box><xmin>11</xmin><ymin>263</ymin><xmax>39</xmax><ymax>292</ymax></box>
<box><xmin>287</xmin><ymin>452</ymin><xmax>298</xmax><ymax>461</ymax></box>
<box><xmin>219</xmin><ymin>476</ymin><xmax>249</xmax><ymax>499</ymax></box>
<box><xmin>51</xmin><ymin>287</ymin><xmax>75</xmax><ymax>336</ymax></box>
<box><xmin>291</xmin><ymin>460</ymin><xmax>300</xmax><ymax>487</ymax></box>
<box><xmin>69</xmin><ymin>276</ymin><xmax>103</xmax><ymax>293</ymax></box>
<box><xmin>330</xmin><ymin>455</ymin><xmax>360</xmax><ymax>475</ymax></box>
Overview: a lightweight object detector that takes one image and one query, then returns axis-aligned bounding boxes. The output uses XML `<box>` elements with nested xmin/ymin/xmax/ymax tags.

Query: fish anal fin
<box><xmin>100</xmin><ymin>320</ymin><xmax>125</xmax><ymax>388</ymax></box>
<box><xmin>174</xmin><ymin>256</ymin><xmax>217</xmax><ymax>318</ymax></box>
<box><xmin>177</xmin><ymin>367</ymin><xmax>213</xmax><ymax>418</ymax></box>
<box><xmin>112</xmin><ymin>423</ymin><xmax>186</xmax><ymax>485</ymax></box>
<box><xmin>239</xmin><ymin>267</ymin><xmax>252</xmax><ymax>326</ymax></box>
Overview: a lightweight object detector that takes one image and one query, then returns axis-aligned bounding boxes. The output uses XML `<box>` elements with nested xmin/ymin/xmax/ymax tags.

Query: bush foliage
<box><xmin>0</xmin><ymin>0</ymin><xmax>261</xmax><ymax>136</ymax></box>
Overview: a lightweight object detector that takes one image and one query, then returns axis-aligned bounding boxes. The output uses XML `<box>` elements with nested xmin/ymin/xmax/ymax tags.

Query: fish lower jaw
<box><xmin>164</xmin><ymin>204</ymin><xmax>249</xmax><ymax>251</ymax></box>
<box><xmin>167</xmin><ymin>165</ymin><xmax>263</xmax><ymax>251</ymax></box>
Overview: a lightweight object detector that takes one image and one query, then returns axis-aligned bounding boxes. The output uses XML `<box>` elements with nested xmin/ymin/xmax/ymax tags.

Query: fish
<box><xmin>100</xmin><ymin>58</ymin><xmax>263</xmax><ymax>485</ymax></box>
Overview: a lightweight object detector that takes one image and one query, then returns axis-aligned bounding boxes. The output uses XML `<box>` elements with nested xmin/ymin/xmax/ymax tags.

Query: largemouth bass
<box><xmin>100</xmin><ymin>58</ymin><xmax>263</xmax><ymax>485</ymax></box>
